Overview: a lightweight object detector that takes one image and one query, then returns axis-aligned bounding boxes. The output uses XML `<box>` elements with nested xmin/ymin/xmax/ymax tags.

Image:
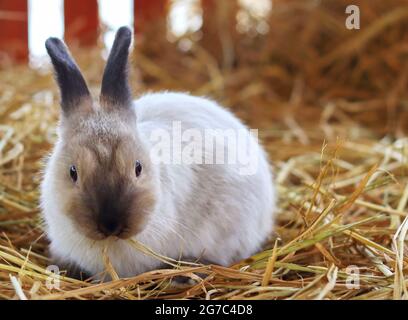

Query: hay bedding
<box><xmin>1</xmin><ymin>0</ymin><xmax>408</xmax><ymax>299</ymax></box>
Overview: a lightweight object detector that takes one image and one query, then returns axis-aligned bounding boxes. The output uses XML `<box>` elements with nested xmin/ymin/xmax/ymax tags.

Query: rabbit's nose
<box><xmin>98</xmin><ymin>218</ymin><xmax>123</xmax><ymax>237</ymax></box>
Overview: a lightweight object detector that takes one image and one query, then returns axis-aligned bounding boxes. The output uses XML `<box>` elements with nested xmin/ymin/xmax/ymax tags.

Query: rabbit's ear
<box><xmin>45</xmin><ymin>37</ymin><xmax>91</xmax><ymax>113</ymax></box>
<box><xmin>100</xmin><ymin>26</ymin><xmax>132</xmax><ymax>107</ymax></box>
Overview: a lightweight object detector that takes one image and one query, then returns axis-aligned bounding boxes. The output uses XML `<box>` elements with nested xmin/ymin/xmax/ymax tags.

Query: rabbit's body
<box><xmin>41</xmin><ymin>27</ymin><xmax>276</xmax><ymax>278</ymax></box>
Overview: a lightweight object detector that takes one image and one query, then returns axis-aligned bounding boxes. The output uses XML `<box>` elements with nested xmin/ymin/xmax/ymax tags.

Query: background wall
<box><xmin>1</xmin><ymin>0</ymin><xmax>408</xmax><ymax>300</ymax></box>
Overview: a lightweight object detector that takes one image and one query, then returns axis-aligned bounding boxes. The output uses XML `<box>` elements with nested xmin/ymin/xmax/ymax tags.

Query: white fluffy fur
<box><xmin>41</xmin><ymin>92</ymin><xmax>276</xmax><ymax>278</ymax></box>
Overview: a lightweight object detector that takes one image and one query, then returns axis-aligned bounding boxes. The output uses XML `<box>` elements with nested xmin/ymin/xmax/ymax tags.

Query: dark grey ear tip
<box><xmin>45</xmin><ymin>37</ymin><xmax>62</xmax><ymax>50</ymax></box>
<box><xmin>117</xmin><ymin>26</ymin><xmax>132</xmax><ymax>38</ymax></box>
<box><xmin>115</xmin><ymin>26</ymin><xmax>132</xmax><ymax>47</ymax></box>
<box><xmin>45</xmin><ymin>36</ymin><xmax>90</xmax><ymax>110</ymax></box>
<box><xmin>100</xmin><ymin>26</ymin><xmax>133</xmax><ymax>106</ymax></box>
<box><xmin>45</xmin><ymin>37</ymin><xmax>68</xmax><ymax>59</ymax></box>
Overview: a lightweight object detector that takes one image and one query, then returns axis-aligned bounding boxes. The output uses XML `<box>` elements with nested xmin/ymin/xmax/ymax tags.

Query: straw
<box><xmin>1</xmin><ymin>0</ymin><xmax>408</xmax><ymax>299</ymax></box>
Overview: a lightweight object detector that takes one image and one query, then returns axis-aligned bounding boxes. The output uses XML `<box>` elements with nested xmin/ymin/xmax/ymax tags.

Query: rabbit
<box><xmin>40</xmin><ymin>26</ymin><xmax>276</xmax><ymax>279</ymax></box>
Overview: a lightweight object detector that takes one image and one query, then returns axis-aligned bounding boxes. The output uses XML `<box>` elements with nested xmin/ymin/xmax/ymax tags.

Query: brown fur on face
<box><xmin>56</xmin><ymin>107</ymin><xmax>158</xmax><ymax>241</ymax></box>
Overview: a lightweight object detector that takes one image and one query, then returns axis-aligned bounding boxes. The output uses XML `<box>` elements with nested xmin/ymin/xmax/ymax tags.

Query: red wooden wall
<box><xmin>0</xmin><ymin>0</ymin><xmax>220</xmax><ymax>64</ymax></box>
<box><xmin>64</xmin><ymin>0</ymin><xmax>99</xmax><ymax>47</ymax></box>
<box><xmin>0</xmin><ymin>0</ymin><xmax>28</xmax><ymax>63</ymax></box>
<box><xmin>134</xmin><ymin>0</ymin><xmax>167</xmax><ymax>34</ymax></box>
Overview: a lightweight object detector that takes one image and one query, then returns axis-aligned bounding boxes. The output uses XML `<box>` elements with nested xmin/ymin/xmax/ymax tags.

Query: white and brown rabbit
<box><xmin>41</xmin><ymin>26</ymin><xmax>276</xmax><ymax>278</ymax></box>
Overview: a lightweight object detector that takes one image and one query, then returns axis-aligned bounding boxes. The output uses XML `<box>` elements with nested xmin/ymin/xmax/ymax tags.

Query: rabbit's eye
<box><xmin>69</xmin><ymin>165</ymin><xmax>78</xmax><ymax>182</ymax></box>
<box><xmin>135</xmin><ymin>160</ymin><xmax>142</xmax><ymax>177</ymax></box>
